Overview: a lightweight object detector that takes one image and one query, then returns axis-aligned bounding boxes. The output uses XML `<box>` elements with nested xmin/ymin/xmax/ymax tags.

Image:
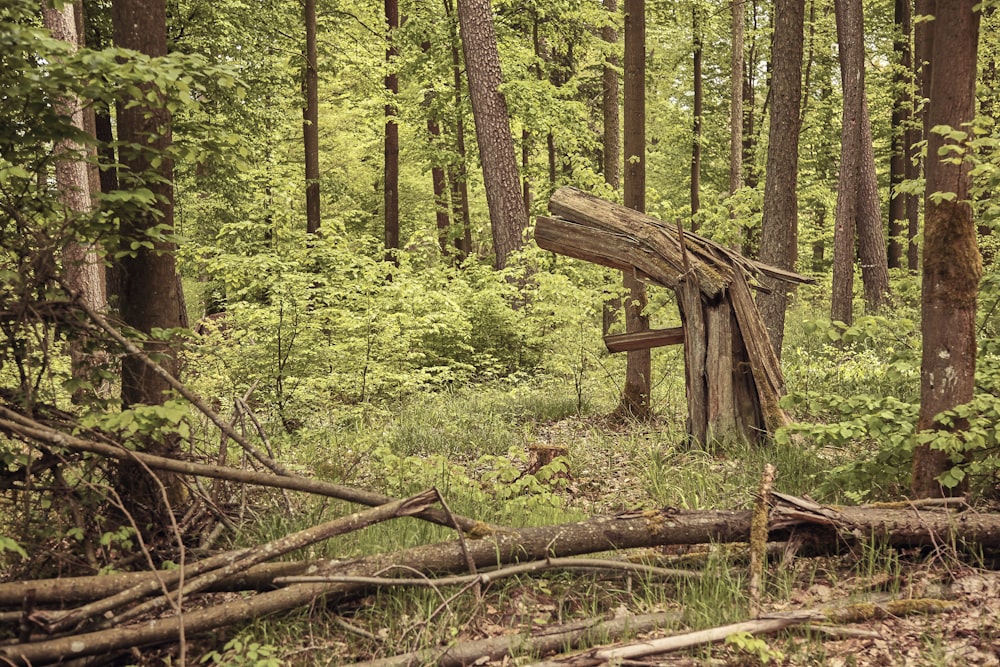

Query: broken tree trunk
<box><xmin>536</xmin><ymin>187</ymin><xmax>810</xmax><ymax>444</ymax></box>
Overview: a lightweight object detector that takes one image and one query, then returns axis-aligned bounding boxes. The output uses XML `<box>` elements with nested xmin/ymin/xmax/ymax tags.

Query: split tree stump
<box><xmin>535</xmin><ymin>187</ymin><xmax>814</xmax><ymax>445</ymax></box>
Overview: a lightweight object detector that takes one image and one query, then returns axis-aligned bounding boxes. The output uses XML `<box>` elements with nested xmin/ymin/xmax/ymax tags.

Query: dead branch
<box><xmin>351</xmin><ymin>611</ymin><xmax>679</xmax><ymax>667</ymax></box>
<box><xmin>748</xmin><ymin>463</ymin><xmax>775</xmax><ymax>616</ymax></box>
<box><xmin>47</xmin><ymin>490</ymin><xmax>438</xmax><ymax>634</ymax></box>
<box><xmin>276</xmin><ymin>556</ymin><xmax>700</xmax><ymax>587</ymax></box>
<box><xmin>2</xmin><ymin>494</ymin><xmax>997</xmax><ymax>664</ymax></box>
<box><xmin>528</xmin><ymin>616</ymin><xmax>807</xmax><ymax>666</ymax></box>
<box><xmin>0</xmin><ymin>409</ymin><xmax>492</xmax><ymax>534</ymax></box>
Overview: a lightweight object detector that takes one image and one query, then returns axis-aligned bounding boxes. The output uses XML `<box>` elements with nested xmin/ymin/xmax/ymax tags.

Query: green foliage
<box><xmin>201</xmin><ymin>637</ymin><xmax>282</xmax><ymax>667</ymax></box>
<box><xmin>725</xmin><ymin>631</ymin><xmax>786</xmax><ymax>665</ymax></box>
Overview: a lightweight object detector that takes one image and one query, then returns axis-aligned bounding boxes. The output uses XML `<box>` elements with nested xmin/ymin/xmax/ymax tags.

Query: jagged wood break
<box><xmin>536</xmin><ymin>187</ymin><xmax>814</xmax><ymax>445</ymax></box>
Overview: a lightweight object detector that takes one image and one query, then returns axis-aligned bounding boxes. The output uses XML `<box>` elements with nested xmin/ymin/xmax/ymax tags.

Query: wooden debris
<box><xmin>535</xmin><ymin>187</ymin><xmax>813</xmax><ymax>442</ymax></box>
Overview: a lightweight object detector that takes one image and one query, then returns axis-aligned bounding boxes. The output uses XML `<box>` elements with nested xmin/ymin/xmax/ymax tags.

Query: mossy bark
<box><xmin>912</xmin><ymin>1</ymin><xmax>982</xmax><ymax>498</ymax></box>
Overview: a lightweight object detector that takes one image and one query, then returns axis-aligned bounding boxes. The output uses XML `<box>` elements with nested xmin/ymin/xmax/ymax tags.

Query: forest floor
<box><xmin>290</xmin><ymin>412</ymin><xmax>1000</xmax><ymax>667</ymax></box>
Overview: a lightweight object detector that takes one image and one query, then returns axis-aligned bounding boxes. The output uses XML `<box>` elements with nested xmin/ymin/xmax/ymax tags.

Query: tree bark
<box><xmin>41</xmin><ymin>1</ymin><xmax>107</xmax><ymax>391</ymax></box>
<box><xmin>912</xmin><ymin>1</ymin><xmax>982</xmax><ymax>498</ymax></box>
<box><xmin>691</xmin><ymin>4</ymin><xmax>702</xmax><ymax>224</ymax></box>
<box><xmin>457</xmin><ymin>0</ymin><xmax>528</xmax><ymax>269</ymax></box>
<box><xmin>384</xmin><ymin>0</ymin><xmax>400</xmax><ymax>260</ymax></box>
<box><xmin>730</xmin><ymin>0</ymin><xmax>744</xmax><ymax>201</ymax></box>
<box><xmin>911</xmin><ymin>0</ymin><xmax>935</xmax><ymax>272</ymax></box>
<box><xmin>831</xmin><ymin>0</ymin><xmax>863</xmax><ymax>325</ymax></box>
<box><xmin>444</xmin><ymin>0</ymin><xmax>473</xmax><ymax>260</ymax></box>
<box><xmin>617</xmin><ymin>0</ymin><xmax>651</xmax><ymax>420</ymax></box>
<box><xmin>111</xmin><ymin>0</ymin><xmax>188</xmax><ymax>534</ymax></box>
<box><xmin>303</xmin><ymin>0</ymin><xmax>321</xmax><ymax>234</ymax></box>
<box><xmin>888</xmin><ymin>0</ymin><xmax>913</xmax><ymax>270</ymax></box>
<box><xmin>601</xmin><ymin>0</ymin><xmax>622</xmax><ymax>337</ymax></box>
<box><xmin>756</xmin><ymin>0</ymin><xmax>804</xmax><ymax>360</ymax></box>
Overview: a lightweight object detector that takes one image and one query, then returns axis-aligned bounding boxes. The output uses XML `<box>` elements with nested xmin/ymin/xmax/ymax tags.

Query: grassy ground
<box><xmin>198</xmin><ymin>372</ymin><xmax>998</xmax><ymax>667</ymax></box>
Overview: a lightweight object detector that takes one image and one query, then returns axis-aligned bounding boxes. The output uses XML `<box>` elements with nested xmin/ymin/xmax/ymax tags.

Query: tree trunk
<box><xmin>445</xmin><ymin>0</ymin><xmax>473</xmax><ymax>260</ymax></box>
<box><xmin>602</xmin><ymin>0</ymin><xmax>622</xmax><ymax>337</ymax></box>
<box><xmin>887</xmin><ymin>0</ymin><xmax>913</xmax><ymax>269</ymax></box>
<box><xmin>855</xmin><ymin>91</ymin><xmax>891</xmax><ymax>313</ymax></box>
<box><xmin>756</xmin><ymin>0</ymin><xmax>804</xmax><ymax>360</ymax></box>
<box><xmin>831</xmin><ymin>0</ymin><xmax>862</xmax><ymax>325</ymax></box>
<box><xmin>691</xmin><ymin>4</ymin><xmax>702</xmax><ymax>224</ymax></box>
<box><xmin>911</xmin><ymin>0</ymin><xmax>935</xmax><ymax>272</ymax></box>
<box><xmin>41</xmin><ymin>2</ymin><xmax>107</xmax><ymax>331</ymax></box>
<box><xmin>912</xmin><ymin>1</ymin><xmax>981</xmax><ymax>498</ymax></box>
<box><xmin>729</xmin><ymin>0</ymin><xmax>744</xmax><ymax>200</ymax></box>
<box><xmin>303</xmin><ymin>0</ymin><xmax>321</xmax><ymax>234</ymax></box>
<box><xmin>456</xmin><ymin>0</ymin><xmax>528</xmax><ymax>269</ymax></box>
<box><xmin>384</xmin><ymin>0</ymin><xmax>400</xmax><ymax>260</ymax></box>
<box><xmin>111</xmin><ymin>0</ymin><xmax>187</xmax><ymax>533</ymax></box>
<box><xmin>618</xmin><ymin>0</ymin><xmax>651</xmax><ymax>420</ymax></box>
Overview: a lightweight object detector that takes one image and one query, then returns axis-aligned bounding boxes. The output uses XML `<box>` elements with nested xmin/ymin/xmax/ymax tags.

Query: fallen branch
<box><xmin>276</xmin><ymin>556</ymin><xmax>700</xmax><ymax>587</ymax></box>
<box><xmin>527</xmin><ymin>616</ymin><xmax>808</xmax><ymax>666</ymax></box>
<box><xmin>0</xmin><ymin>409</ymin><xmax>492</xmax><ymax>534</ymax></box>
<box><xmin>530</xmin><ymin>597</ymin><xmax>957</xmax><ymax>666</ymax></box>
<box><xmin>350</xmin><ymin>611</ymin><xmax>679</xmax><ymax>667</ymax></box>
<box><xmin>1</xmin><ymin>495</ymin><xmax>993</xmax><ymax>663</ymax></box>
<box><xmin>48</xmin><ymin>489</ymin><xmax>438</xmax><ymax>634</ymax></box>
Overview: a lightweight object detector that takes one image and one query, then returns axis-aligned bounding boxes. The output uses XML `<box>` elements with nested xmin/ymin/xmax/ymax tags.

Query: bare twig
<box><xmin>276</xmin><ymin>557</ymin><xmax>701</xmax><ymax>587</ymax></box>
<box><xmin>95</xmin><ymin>490</ymin><xmax>439</xmax><ymax>630</ymax></box>
<box><xmin>0</xmin><ymin>410</ymin><xmax>494</xmax><ymax>534</ymax></box>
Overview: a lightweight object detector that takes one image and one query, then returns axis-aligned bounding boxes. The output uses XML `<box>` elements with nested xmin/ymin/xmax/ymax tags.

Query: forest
<box><xmin>1</xmin><ymin>0</ymin><xmax>999</xmax><ymax>664</ymax></box>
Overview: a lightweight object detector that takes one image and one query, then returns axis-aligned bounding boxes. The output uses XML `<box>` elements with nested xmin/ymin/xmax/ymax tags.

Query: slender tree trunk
<box><xmin>429</xmin><ymin>119</ymin><xmax>451</xmax><ymax>254</ymax></box>
<box><xmin>912</xmin><ymin>1</ymin><xmax>981</xmax><ymax>498</ymax></box>
<box><xmin>384</xmin><ymin>0</ymin><xmax>400</xmax><ymax>260</ymax></box>
<box><xmin>303</xmin><ymin>0</ymin><xmax>321</xmax><ymax>234</ymax></box>
<box><xmin>855</xmin><ymin>92</ymin><xmax>891</xmax><ymax>312</ymax></box>
<box><xmin>43</xmin><ymin>1</ymin><xmax>108</xmax><ymax>401</ymax></box>
<box><xmin>888</xmin><ymin>0</ymin><xmax>913</xmax><ymax>269</ymax></box>
<box><xmin>756</xmin><ymin>0</ymin><xmax>804</xmax><ymax>360</ymax></box>
<box><xmin>603</xmin><ymin>0</ymin><xmax>621</xmax><ymax>193</ymax></box>
<box><xmin>832</xmin><ymin>0</ymin><xmax>889</xmax><ymax>321</ymax></box>
<box><xmin>730</xmin><ymin>0</ymin><xmax>744</xmax><ymax>200</ymax></box>
<box><xmin>444</xmin><ymin>0</ymin><xmax>473</xmax><ymax>260</ymax></box>
<box><xmin>111</xmin><ymin>0</ymin><xmax>188</xmax><ymax>533</ymax></box>
<box><xmin>456</xmin><ymin>0</ymin><xmax>528</xmax><ymax>269</ymax></box>
<box><xmin>911</xmin><ymin>0</ymin><xmax>935</xmax><ymax>272</ymax></box>
<box><xmin>617</xmin><ymin>0</ymin><xmax>651</xmax><ymax>420</ymax></box>
<box><xmin>691</xmin><ymin>4</ymin><xmax>702</xmax><ymax>224</ymax></box>
<box><xmin>602</xmin><ymin>0</ymin><xmax>622</xmax><ymax>337</ymax></box>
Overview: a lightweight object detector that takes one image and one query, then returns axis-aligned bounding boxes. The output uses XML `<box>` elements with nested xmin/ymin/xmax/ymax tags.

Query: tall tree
<box><xmin>912</xmin><ymin>1</ymin><xmax>982</xmax><ymax>498</ymax></box>
<box><xmin>616</xmin><ymin>0</ymin><xmax>651</xmax><ymax>420</ymax></box>
<box><xmin>757</xmin><ymin>0</ymin><xmax>804</xmax><ymax>359</ymax></box>
<box><xmin>602</xmin><ymin>0</ymin><xmax>622</xmax><ymax>337</ymax></box>
<box><xmin>887</xmin><ymin>0</ymin><xmax>914</xmax><ymax>269</ymax></box>
<box><xmin>111</xmin><ymin>0</ymin><xmax>188</xmax><ymax>528</ymax></box>
<box><xmin>456</xmin><ymin>0</ymin><xmax>528</xmax><ymax>269</ymax></box>
<box><xmin>42</xmin><ymin>2</ymin><xmax>105</xmax><ymax>312</ymax></box>
<box><xmin>730</xmin><ymin>0</ymin><xmax>744</xmax><ymax>202</ymax></box>
<box><xmin>303</xmin><ymin>0</ymin><xmax>321</xmax><ymax>234</ymax></box>
<box><xmin>912</xmin><ymin>0</ymin><xmax>935</xmax><ymax>272</ymax></box>
<box><xmin>691</xmin><ymin>3</ymin><xmax>702</xmax><ymax>223</ymax></box>
<box><xmin>444</xmin><ymin>0</ymin><xmax>473</xmax><ymax>259</ymax></box>
<box><xmin>831</xmin><ymin>0</ymin><xmax>889</xmax><ymax>324</ymax></box>
<box><xmin>384</xmin><ymin>0</ymin><xmax>400</xmax><ymax>259</ymax></box>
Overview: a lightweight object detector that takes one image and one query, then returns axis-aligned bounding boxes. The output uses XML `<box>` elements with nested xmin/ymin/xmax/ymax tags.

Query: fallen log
<box><xmin>350</xmin><ymin>611</ymin><xmax>679</xmax><ymax>667</ymax></box>
<box><xmin>44</xmin><ymin>490</ymin><xmax>438</xmax><ymax>634</ymax></box>
<box><xmin>2</xmin><ymin>497</ymin><xmax>997</xmax><ymax>664</ymax></box>
<box><xmin>528</xmin><ymin>597</ymin><xmax>957</xmax><ymax>666</ymax></box>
